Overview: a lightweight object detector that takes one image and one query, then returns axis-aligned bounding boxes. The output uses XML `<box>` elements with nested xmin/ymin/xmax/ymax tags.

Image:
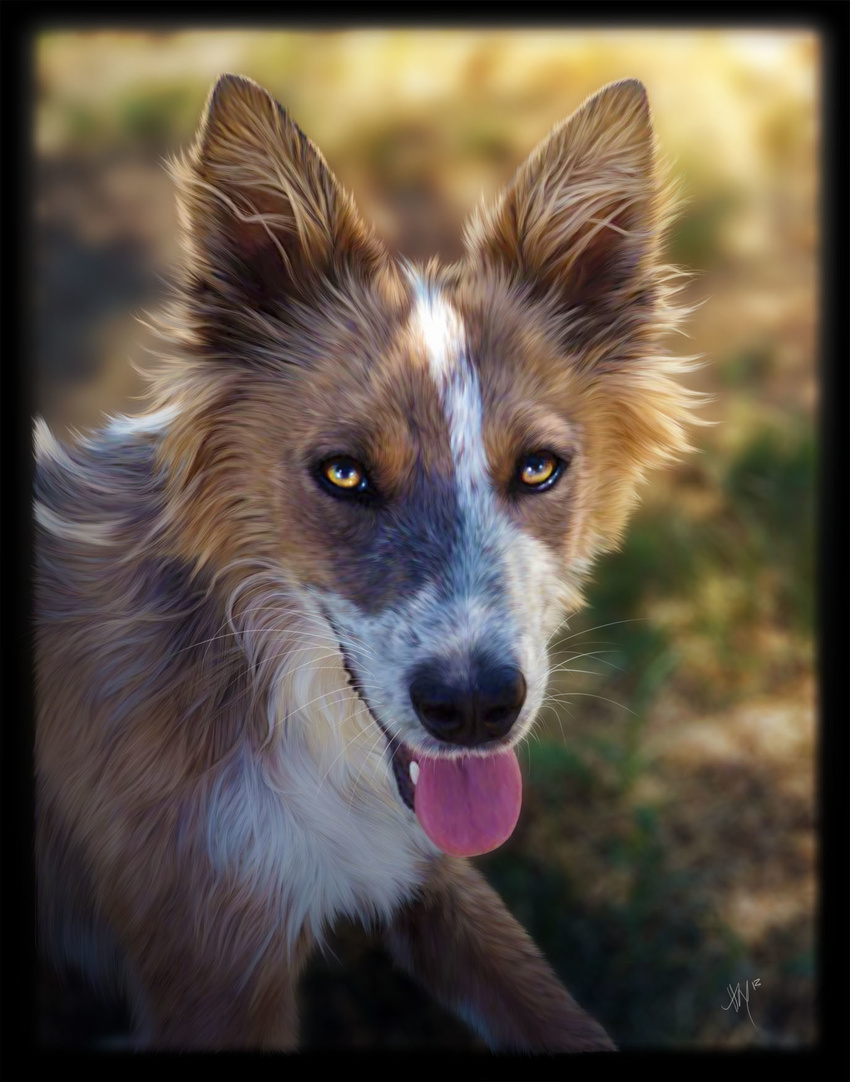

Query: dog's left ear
<box><xmin>173</xmin><ymin>74</ymin><xmax>385</xmax><ymax>315</ymax></box>
<box><xmin>464</xmin><ymin>79</ymin><xmax>669</xmax><ymax>352</ymax></box>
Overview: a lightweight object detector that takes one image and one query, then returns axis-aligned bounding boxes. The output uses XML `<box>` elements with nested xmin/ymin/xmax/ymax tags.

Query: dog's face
<box><xmin>289</xmin><ymin>274</ymin><xmax>579</xmax><ymax>760</ymax></box>
<box><xmin>155</xmin><ymin>75</ymin><xmax>695</xmax><ymax>850</ymax></box>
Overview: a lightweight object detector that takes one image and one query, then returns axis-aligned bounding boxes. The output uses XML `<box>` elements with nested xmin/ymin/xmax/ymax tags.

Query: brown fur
<box><xmin>35</xmin><ymin>74</ymin><xmax>702</xmax><ymax>1050</ymax></box>
<box><xmin>386</xmin><ymin>857</ymin><xmax>615</xmax><ymax>1051</ymax></box>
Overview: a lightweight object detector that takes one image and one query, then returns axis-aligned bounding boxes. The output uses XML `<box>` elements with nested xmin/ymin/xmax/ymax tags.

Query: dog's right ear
<box><xmin>173</xmin><ymin>74</ymin><xmax>385</xmax><ymax>315</ymax></box>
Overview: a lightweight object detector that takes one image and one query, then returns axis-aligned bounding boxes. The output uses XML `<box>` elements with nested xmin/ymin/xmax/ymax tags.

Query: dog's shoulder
<box><xmin>35</xmin><ymin>415</ymin><xmax>161</xmax><ymax>523</ymax></box>
<box><xmin>33</xmin><ymin>415</ymin><xmax>203</xmax><ymax>658</ymax></box>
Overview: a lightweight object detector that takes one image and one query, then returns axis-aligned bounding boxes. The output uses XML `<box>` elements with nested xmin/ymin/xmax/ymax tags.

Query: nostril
<box><xmin>409</xmin><ymin>672</ymin><xmax>467</xmax><ymax>738</ymax></box>
<box><xmin>478</xmin><ymin>667</ymin><xmax>526</xmax><ymax>738</ymax></box>
<box><xmin>423</xmin><ymin>702</ymin><xmax>462</xmax><ymax>731</ymax></box>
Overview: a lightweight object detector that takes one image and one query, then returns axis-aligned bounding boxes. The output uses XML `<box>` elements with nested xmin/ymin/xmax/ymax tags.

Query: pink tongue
<box><xmin>413</xmin><ymin>749</ymin><xmax>522</xmax><ymax>857</ymax></box>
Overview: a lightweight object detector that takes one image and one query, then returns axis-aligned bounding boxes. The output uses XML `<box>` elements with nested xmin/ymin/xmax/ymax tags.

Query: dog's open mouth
<box><xmin>331</xmin><ymin>625</ymin><xmax>522</xmax><ymax>858</ymax></box>
<box><xmin>334</xmin><ymin>637</ymin><xmax>417</xmax><ymax>811</ymax></box>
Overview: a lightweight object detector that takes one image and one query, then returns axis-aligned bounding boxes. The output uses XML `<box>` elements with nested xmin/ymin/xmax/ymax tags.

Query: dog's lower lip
<box><xmin>357</xmin><ymin>693</ymin><xmax>418</xmax><ymax>811</ymax></box>
<box><xmin>322</xmin><ymin>613</ymin><xmax>418</xmax><ymax>811</ymax></box>
<box><xmin>353</xmin><ymin>682</ymin><xmax>418</xmax><ymax>811</ymax></box>
<box><xmin>389</xmin><ymin>737</ymin><xmax>417</xmax><ymax>812</ymax></box>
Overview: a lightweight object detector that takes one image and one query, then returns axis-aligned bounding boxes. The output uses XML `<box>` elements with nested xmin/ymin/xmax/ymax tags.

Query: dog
<box><xmin>35</xmin><ymin>73</ymin><xmax>698</xmax><ymax>1051</ymax></box>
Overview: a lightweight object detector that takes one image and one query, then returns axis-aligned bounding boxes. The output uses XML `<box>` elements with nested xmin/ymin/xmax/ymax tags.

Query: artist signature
<box><xmin>722</xmin><ymin>978</ymin><xmax>761</xmax><ymax>1029</ymax></box>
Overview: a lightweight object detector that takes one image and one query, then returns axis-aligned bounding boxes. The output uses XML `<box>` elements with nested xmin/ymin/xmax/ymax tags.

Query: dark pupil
<box><xmin>527</xmin><ymin>454</ymin><xmax>548</xmax><ymax>473</ymax></box>
<box><xmin>337</xmin><ymin>464</ymin><xmax>356</xmax><ymax>480</ymax></box>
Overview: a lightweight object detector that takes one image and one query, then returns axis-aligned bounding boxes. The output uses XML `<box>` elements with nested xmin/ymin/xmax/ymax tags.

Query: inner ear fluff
<box><xmin>464</xmin><ymin>79</ymin><xmax>664</xmax><ymax>332</ymax></box>
<box><xmin>173</xmin><ymin>73</ymin><xmax>384</xmax><ymax>310</ymax></box>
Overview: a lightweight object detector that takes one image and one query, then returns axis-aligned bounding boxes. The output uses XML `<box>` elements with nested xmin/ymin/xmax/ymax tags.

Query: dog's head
<box><xmin>155</xmin><ymin>75</ymin><xmax>698</xmax><ymax>854</ymax></box>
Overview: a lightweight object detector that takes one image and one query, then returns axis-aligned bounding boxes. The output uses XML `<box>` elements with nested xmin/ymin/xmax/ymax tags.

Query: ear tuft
<box><xmin>205</xmin><ymin>72</ymin><xmax>274</xmax><ymax>122</ymax></box>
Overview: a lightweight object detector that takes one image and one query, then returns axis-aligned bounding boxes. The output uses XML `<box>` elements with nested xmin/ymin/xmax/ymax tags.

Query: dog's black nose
<box><xmin>409</xmin><ymin>656</ymin><xmax>526</xmax><ymax>746</ymax></box>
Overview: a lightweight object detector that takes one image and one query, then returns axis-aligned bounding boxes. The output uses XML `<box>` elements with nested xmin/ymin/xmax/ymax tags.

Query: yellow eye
<box><xmin>323</xmin><ymin>459</ymin><xmax>365</xmax><ymax>490</ymax></box>
<box><xmin>518</xmin><ymin>451</ymin><xmax>559</xmax><ymax>489</ymax></box>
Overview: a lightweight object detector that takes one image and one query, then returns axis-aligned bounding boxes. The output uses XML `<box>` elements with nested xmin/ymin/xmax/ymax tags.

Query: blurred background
<box><xmin>35</xmin><ymin>29</ymin><xmax>818</xmax><ymax>1049</ymax></box>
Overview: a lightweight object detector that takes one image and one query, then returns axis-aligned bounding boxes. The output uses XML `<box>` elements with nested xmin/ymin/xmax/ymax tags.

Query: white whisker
<box><xmin>555</xmin><ymin>617</ymin><xmax>648</xmax><ymax>644</ymax></box>
<box><xmin>546</xmin><ymin>690</ymin><xmax>638</xmax><ymax>717</ymax></box>
<box><xmin>345</xmin><ymin>728</ymin><xmax>390</xmax><ymax>817</ymax></box>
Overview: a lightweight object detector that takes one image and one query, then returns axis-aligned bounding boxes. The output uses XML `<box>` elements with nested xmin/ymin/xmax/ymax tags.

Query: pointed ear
<box><xmin>173</xmin><ymin>74</ymin><xmax>385</xmax><ymax>313</ymax></box>
<box><xmin>464</xmin><ymin>80</ymin><xmax>670</xmax><ymax>347</ymax></box>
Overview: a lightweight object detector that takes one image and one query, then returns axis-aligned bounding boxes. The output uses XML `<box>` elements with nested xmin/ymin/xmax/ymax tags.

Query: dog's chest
<box><xmin>204</xmin><ymin>711</ymin><xmax>435</xmax><ymax>949</ymax></box>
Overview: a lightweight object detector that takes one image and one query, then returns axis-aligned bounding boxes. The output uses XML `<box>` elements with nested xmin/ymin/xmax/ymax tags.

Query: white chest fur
<box><xmin>203</xmin><ymin>638</ymin><xmax>437</xmax><ymax>954</ymax></box>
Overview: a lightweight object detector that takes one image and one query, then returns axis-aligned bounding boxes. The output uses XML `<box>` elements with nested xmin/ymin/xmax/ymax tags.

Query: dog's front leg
<box><xmin>119</xmin><ymin>913</ymin><xmax>306</xmax><ymax>1051</ymax></box>
<box><xmin>97</xmin><ymin>845</ymin><xmax>312</xmax><ymax>1050</ymax></box>
<box><xmin>128</xmin><ymin>947</ymin><xmax>302</xmax><ymax>1050</ymax></box>
<box><xmin>384</xmin><ymin>855</ymin><xmax>615</xmax><ymax>1052</ymax></box>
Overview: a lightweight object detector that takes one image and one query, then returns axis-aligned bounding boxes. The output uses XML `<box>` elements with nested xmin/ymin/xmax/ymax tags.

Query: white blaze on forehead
<box><xmin>408</xmin><ymin>273</ymin><xmax>489</xmax><ymax>500</ymax></box>
<box><xmin>364</xmin><ymin>271</ymin><xmax>565</xmax><ymax>752</ymax></box>
<box><xmin>408</xmin><ymin>272</ymin><xmax>464</xmax><ymax>381</ymax></box>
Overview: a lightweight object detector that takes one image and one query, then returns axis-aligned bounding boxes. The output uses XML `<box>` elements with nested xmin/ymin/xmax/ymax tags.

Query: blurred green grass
<box><xmin>578</xmin><ymin>416</ymin><xmax>815</xmax><ymax>706</ymax></box>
